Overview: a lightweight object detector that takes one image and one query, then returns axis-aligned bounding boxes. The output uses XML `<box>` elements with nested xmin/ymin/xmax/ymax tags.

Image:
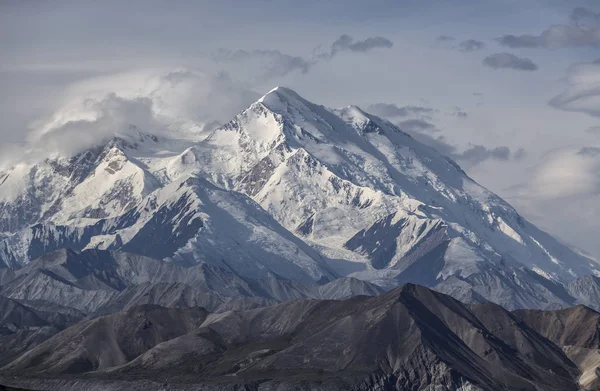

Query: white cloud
<box><xmin>28</xmin><ymin>94</ymin><xmax>159</xmax><ymax>158</ymax></box>
<box><xmin>506</xmin><ymin>146</ymin><xmax>600</xmax><ymax>259</ymax></box>
<box><xmin>527</xmin><ymin>147</ymin><xmax>600</xmax><ymax>199</ymax></box>
<box><xmin>48</xmin><ymin>68</ymin><xmax>259</xmax><ymax>128</ymax></box>
<box><xmin>549</xmin><ymin>61</ymin><xmax>600</xmax><ymax>117</ymax></box>
<box><xmin>0</xmin><ymin>68</ymin><xmax>259</xmax><ymax>168</ymax></box>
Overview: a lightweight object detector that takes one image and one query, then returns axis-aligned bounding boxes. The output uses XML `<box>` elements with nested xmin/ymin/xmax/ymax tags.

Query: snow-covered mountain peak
<box><xmin>1</xmin><ymin>86</ymin><xmax>599</xmax><ymax>310</ymax></box>
<box><xmin>257</xmin><ymin>86</ymin><xmax>306</xmax><ymax>110</ymax></box>
<box><xmin>251</xmin><ymin>86</ymin><xmax>335</xmax><ymax>143</ymax></box>
<box><xmin>198</xmin><ymin>88</ymin><xmax>600</xmax><ymax>284</ymax></box>
<box><xmin>101</xmin><ymin>131</ymin><xmax>161</xmax><ymax>154</ymax></box>
<box><xmin>223</xmin><ymin>87</ymin><xmax>378</xmax><ymax>152</ymax></box>
<box><xmin>336</xmin><ymin>105</ymin><xmax>369</xmax><ymax>121</ymax></box>
<box><xmin>334</xmin><ymin>105</ymin><xmax>380</xmax><ymax>135</ymax></box>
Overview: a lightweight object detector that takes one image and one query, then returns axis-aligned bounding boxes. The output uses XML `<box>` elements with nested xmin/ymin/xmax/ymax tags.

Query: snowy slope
<box><xmin>191</xmin><ymin>87</ymin><xmax>598</xmax><ymax>285</ymax></box>
<box><xmin>0</xmin><ymin>176</ymin><xmax>335</xmax><ymax>283</ymax></box>
<box><xmin>0</xmin><ymin>134</ymin><xmax>162</xmax><ymax>230</ymax></box>
<box><xmin>0</xmin><ymin>86</ymin><xmax>598</xmax><ymax>309</ymax></box>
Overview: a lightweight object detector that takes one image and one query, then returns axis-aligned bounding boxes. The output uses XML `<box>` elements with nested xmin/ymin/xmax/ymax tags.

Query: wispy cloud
<box><xmin>436</xmin><ymin>35</ymin><xmax>456</xmax><ymax>42</ymax></box>
<box><xmin>526</xmin><ymin>147</ymin><xmax>600</xmax><ymax>199</ymax></box>
<box><xmin>367</xmin><ymin>103</ymin><xmax>435</xmax><ymax>118</ymax></box>
<box><xmin>497</xmin><ymin>7</ymin><xmax>600</xmax><ymax>49</ymax></box>
<box><xmin>497</xmin><ymin>26</ymin><xmax>600</xmax><ymax>49</ymax></box>
<box><xmin>570</xmin><ymin>7</ymin><xmax>600</xmax><ymax>27</ymax></box>
<box><xmin>457</xmin><ymin>39</ymin><xmax>485</xmax><ymax>52</ymax></box>
<box><xmin>579</xmin><ymin>146</ymin><xmax>600</xmax><ymax>157</ymax></box>
<box><xmin>549</xmin><ymin>60</ymin><xmax>600</xmax><ymax>117</ymax></box>
<box><xmin>215</xmin><ymin>49</ymin><xmax>311</xmax><ymax>77</ymax></box>
<box><xmin>326</xmin><ymin>34</ymin><xmax>393</xmax><ymax>58</ymax></box>
<box><xmin>483</xmin><ymin>53</ymin><xmax>538</xmax><ymax>71</ymax></box>
<box><xmin>391</xmin><ymin>118</ymin><xmax>519</xmax><ymax>167</ymax></box>
<box><xmin>0</xmin><ymin>69</ymin><xmax>260</xmax><ymax>168</ymax></box>
<box><xmin>407</xmin><ymin>130</ymin><xmax>519</xmax><ymax>166</ymax></box>
<box><xmin>451</xmin><ymin>107</ymin><xmax>468</xmax><ymax>118</ymax></box>
<box><xmin>397</xmin><ymin>118</ymin><xmax>439</xmax><ymax>133</ymax></box>
<box><xmin>458</xmin><ymin>144</ymin><xmax>511</xmax><ymax>164</ymax></box>
<box><xmin>216</xmin><ymin>34</ymin><xmax>394</xmax><ymax>79</ymax></box>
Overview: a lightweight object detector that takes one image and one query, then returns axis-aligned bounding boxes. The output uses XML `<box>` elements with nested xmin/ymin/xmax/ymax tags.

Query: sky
<box><xmin>1</xmin><ymin>0</ymin><xmax>599</xmax><ymax>259</ymax></box>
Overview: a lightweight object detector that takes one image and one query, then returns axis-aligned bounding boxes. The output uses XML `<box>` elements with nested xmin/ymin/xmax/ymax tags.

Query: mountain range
<box><xmin>2</xmin><ymin>284</ymin><xmax>600</xmax><ymax>390</ymax></box>
<box><xmin>1</xmin><ymin>87</ymin><xmax>600</xmax><ymax>389</ymax></box>
<box><xmin>0</xmin><ymin>86</ymin><xmax>599</xmax><ymax>310</ymax></box>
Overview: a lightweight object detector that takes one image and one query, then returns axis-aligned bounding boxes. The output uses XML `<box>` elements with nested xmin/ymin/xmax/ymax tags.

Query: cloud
<box><xmin>312</xmin><ymin>34</ymin><xmax>394</xmax><ymax>61</ymax></box>
<box><xmin>586</xmin><ymin>126</ymin><xmax>600</xmax><ymax>134</ymax></box>
<box><xmin>214</xmin><ymin>49</ymin><xmax>311</xmax><ymax>77</ymax></box>
<box><xmin>397</xmin><ymin>119</ymin><xmax>439</xmax><ymax>133</ymax></box>
<box><xmin>28</xmin><ymin>94</ymin><xmax>161</xmax><ymax>158</ymax></box>
<box><xmin>507</xmin><ymin>146</ymin><xmax>600</xmax><ymax>258</ymax></box>
<box><xmin>395</xmin><ymin>122</ymin><xmax>519</xmax><ymax>166</ymax></box>
<box><xmin>526</xmin><ymin>147</ymin><xmax>600</xmax><ymax>199</ymax></box>
<box><xmin>436</xmin><ymin>35</ymin><xmax>456</xmax><ymax>42</ymax></box>
<box><xmin>366</xmin><ymin>103</ymin><xmax>435</xmax><ymax>118</ymax></box>
<box><xmin>497</xmin><ymin>26</ymin><xmax>600</xmax><ymax>49</ymax></box>
<box><xmin>456</xmin><ymin>145</ymin><xmax>521</xmax><ymax>165</ymax></box>
<box><xmin>514</xmin><ymin>147</ymin><xmax>527</xmax><ymax>160</ymax></box>
<box><xmin>497</xmin><ymin>7</ymin><xmax>600</xmax><ymax>49</ymax></box>
<box><xmin>482</xmin><ymin>53</ymin><xmax>538</xmax><ymax>71</ymax></box>
<box><xmin>329</xmin><ymin>34</ymin><xmax>393</xmax><ymax>56</ymax></box>
<box><xmin>216</xmin><ymin>34</ymin><xmax>394</xmax><ymax>79</ymax></box>
<box><xmin>457</xmin><ymin>39</ymin><xmax>485</xmax><ymax>52</ymax></box>
<box><xmin>549</xmin><ymin>61</ymin><xmax>600</xmax><ymax>117</ymax></box>
<box><xmin>451</xmin><ymin>107</ymin><xmax>468</xmax><ymax>118</ymax></box>
<box><xmin>579</xmin><ymin>146</ymin><xmax>600</xmax><ymax>157</ymax></box>
<box><xmin>570</xmin><ymin>7</ymin><xmax>600</xmax><ymax>27</ymax></box>
<box><xmin>368</xmin><ymin>101</ymin><xmax>516</xmax><ymax>166</ymax></box>
<box><xmin>50</xmin><ymin>69</ymin><xmax>260</xmax><ymax>128</ymax></box>
<box><xmin>0</xmin><ymin>68</ymin><xmax>260</xmax><ymax>168</ymax></box>
<box><xmin>458</xmin><ymin>144</ymin><xmax>511</xmax><ymax>165</ymax></box>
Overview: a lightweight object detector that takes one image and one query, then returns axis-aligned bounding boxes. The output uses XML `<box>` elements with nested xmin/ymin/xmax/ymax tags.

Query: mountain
<box><xmin>566</xmin><ymin>275</ymin><xmax>600</xmax><ymax>311</ymax></box>
<box><xmin>2</xmin><ymin>284</ymin><xmax>596</xmax><ymax>391</ymax></box>
<box><xmin>514</xmin><ymin>305</ymin><xmax>600</xmax><ymax>390</ymax></box>
<box><xmin>3</xmin><ymin>305</ymin><xmax>210</xmax><ymax>376</ymax></box>
<box><xmin>0</xmin><ymin>248</ymin><xmax>382</xmax><ymax>314</ymax></box>
<box><xmin>0</xmin><ymin>174</ymin><xmax>336</xmax><ymax>284</ymax></box>
<box><xmin>0</xmin><ymin>295</ymin><xmax>83</xmax><ymax>368</ymax></box>
<box><xmin>0</xmin><ymin>87</ymin><xmax>598</xmax><ymax>310</ymax></box>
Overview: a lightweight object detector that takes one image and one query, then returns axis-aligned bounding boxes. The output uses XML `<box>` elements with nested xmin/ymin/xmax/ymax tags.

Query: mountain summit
<box><xmin>0</xmin><ymin>87</ymin><xmax>598</xmax><ymax>309</ymax></box>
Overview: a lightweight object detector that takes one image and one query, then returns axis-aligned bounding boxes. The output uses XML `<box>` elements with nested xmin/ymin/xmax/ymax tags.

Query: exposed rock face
<box><xmin>0</xmin><ymin>295</ymin><xmax>84</xmax><ymax>368</ymax></box>
<box><xmin>1</xmin><ymin>285</ymin><xmax>596</xmax><ymax>391</ymax></box>
<box><xmin>514</xmin><ymin>305</ymin><xmax>600</xmax><ymax>390</ymax></box>
<box><xmin>3</xmin><ymin>305</ymin><xmax>210</xmax><ymax>374</ymax></box>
